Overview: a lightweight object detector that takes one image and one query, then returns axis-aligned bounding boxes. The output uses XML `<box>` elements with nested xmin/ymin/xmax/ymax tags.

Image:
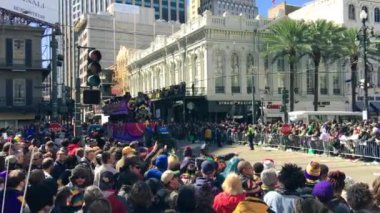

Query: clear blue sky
<box><xmin>257</xmin><ymin>0</ymin><xmax>312</xmax><ymax>17</ymax></box>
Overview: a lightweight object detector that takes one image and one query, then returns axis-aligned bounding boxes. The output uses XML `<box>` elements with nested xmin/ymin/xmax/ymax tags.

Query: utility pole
<box><xmin>51</xmin><ymin>28</ymin><xmax>59</xmax><ymax>122</ymax></box>
<box><xmin>251</xmin><ymin>74</ymin><xmax>256</xmax><ymax>124</ymax></box>
<box><xmin>75</xmin><ymin>44</ymin><xmax>82</xmax><ymax>136</ymax></box>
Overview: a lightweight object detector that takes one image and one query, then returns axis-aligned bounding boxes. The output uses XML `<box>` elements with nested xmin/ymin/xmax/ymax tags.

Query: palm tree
<box><xmin>306</xmin><ymin>20</ymin><xmax>346</xmax><ymax>111</ymax></box>
<box><xmin>263</xmin><ymin>18</ymin><xmax>310</xmax><ymax>112</ymax></box>
<box><xmin>341</xmin><ymin>28</ymin><xmax>360</xmax><ymax>112</ymax></box>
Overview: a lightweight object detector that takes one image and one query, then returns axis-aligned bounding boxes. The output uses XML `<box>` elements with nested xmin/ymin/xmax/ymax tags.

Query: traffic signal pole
<box><xmin>75</xmin><ymin>45</ymin><xmax>81</xmax><ymax>137</ymax></box>
<box><xmin>51</xmin><ymin>29</ymin><xmax>59</xmax><ymax>122</ymax></box>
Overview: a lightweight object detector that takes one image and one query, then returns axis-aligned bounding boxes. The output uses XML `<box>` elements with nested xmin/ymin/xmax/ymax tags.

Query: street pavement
<box><xmin>177</xmin><ymin>141</ymin><xmax>380</xmax><ymax>186</ymax></box>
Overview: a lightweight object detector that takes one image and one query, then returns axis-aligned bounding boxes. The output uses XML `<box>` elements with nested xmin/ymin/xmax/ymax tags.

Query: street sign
<box><xmin>49</xmin><ymin>123</ymin><xmax>62</xmax><ymax>132</ymax></box>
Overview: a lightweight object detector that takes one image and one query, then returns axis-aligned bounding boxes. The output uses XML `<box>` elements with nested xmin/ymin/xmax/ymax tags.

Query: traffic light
<box><xmin>83</xmin><ymin>90</ymin><xmax>101</xmax><ymax>104</ymax></box>
<box><xmin>87</xmin><ymin>49</ymin><xmax>102</xmax><ymax>87</ymax></box>
<box><xmin>282</xmin><ymin>88</ymin><xmax>289</xmax><ymax>104</ymax></box>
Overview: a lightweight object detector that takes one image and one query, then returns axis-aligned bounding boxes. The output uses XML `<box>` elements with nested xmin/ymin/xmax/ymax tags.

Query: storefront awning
<box><xmin>355</xmin><ymin>102</ymin><xmax>380</xmax><ymax>112</ymax></box>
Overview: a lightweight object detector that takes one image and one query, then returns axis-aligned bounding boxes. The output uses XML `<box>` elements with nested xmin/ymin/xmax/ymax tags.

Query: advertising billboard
<box><xmin>1</xmin><ymin>0</ymin><xmax>58</xmax><ymax>25</ymax></box>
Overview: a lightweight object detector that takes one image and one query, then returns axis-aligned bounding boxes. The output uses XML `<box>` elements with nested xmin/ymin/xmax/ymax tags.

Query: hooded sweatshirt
<box><xmin>213</xmin><ymin>192</ymin><xmax>245</xmax><ymax>213</ymax></box>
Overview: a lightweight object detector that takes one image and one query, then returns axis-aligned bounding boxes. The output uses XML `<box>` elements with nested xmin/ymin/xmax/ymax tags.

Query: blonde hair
<box><xmin>222</xmin><ymin>173</ymin><xmax>244</xmax><ymax>195</ymax></box>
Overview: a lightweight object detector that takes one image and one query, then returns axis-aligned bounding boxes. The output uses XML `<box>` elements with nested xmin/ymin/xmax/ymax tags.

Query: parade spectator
<box><xmin>346</xmin><ymin>183</ymin><xmax>380</xmax><ymax>212</ymax></box>
<box><xmin>261</xmin><ymin>169</ymin><xmax>278</xmax><ymax>195</ymax></box>
<box><xmin>238</xmin><ymin>160</ymin><xmax>263</xmax><ymax>198</ymax></box>
<box><xmin>99</xmin><ymin>171</ymin><xmax>128</xmax><ymax>213</ymax></box>
<box><xmin>42</xmin><ymin>157</ymin><xmax>54</xmax><ymax>179</ymax></box>
<box><xmin>176</xmin><ymin>185</ymin><xmax>196</xmax><ymax>213</ymax></box>
<box><xmin>51</xmin><ymin>149</ymin><xmax>66</xmax><ymax>180</ymax></box>
<box><xmin>373</xmin><ymin>176</ymin><xmax>380</xmax><ymax>207</ymax></box>
<box><xmin>180</xmin><ymin>157</ymin><xmax>197</xmax><ymax>185</ymax></box>
<box><xmin>117</xmin><ymin>156</ymin><xmax>143</xmax><ymax>191</ymax></box>
<box><xmin>319</xmin><ymin>164</ymin><xmax>329</xmax><ymax>181</ymax></box>
<box><xmin>127</xmin><ymin>181</ymin><xmax>154</xmax><ymax>213</ymax></box>
<box><xmin>93</xmin><ymin>151</ymin><xmax>117</xmax><ymax>186</ymax></box>
<box><xmin>80</xmin><ymin>147</ymin><xmax>96</xmax><ymax>173</ymax></box>
<box><xmin>263</xmin><ymin>159</ymin><xmax>275</xmax><ymax>171</ymax></box>
<box><xmin>253</xmin><ymin>162</ymin><xmax>264</xmax><ymax>182</ymax></box>
<box><xmin>0</xmin><ymin>169</ymin><xmax>28</xmax><ymax>213</ymax></box>
<box><xmin>299</xmin><ymin>161</ymin><xmax>321</xmax><ymax>198</ymax></box>
<box><xmin>327</xmin><ymin>171</ymin><xmax>351</xmax><ymax>213</ymax></box>
<box><xmin>83</xmin><ymin>185</ymin><xmax>104</xmax><ymax>212</ymax></box>
<box><xmin>68</xmin><ymin>137</ymin><xmax>81</xmax><ymax>156</ymax></box>
<box><xmin>161</xmin><ymin>170</ymin><xmax>181</xmax><ymax>209</ymax></box>
<box><xmin>213</xmin><ymin>173</ymin><xmax>246</xmax><ymax>213</ymax></box>
<box><xmin>31</xmin><ymin>151</ymin><xmax>43</xmax><ymax>170</ymax></box>
<box><xmin>87</xmin><ymin>198</ymin><xmax>112</xmax><ymax>213</ymax></box>
<box><xmin>29</xmin><ymin>169</ymin><xmax>45</xmax><ymax>186</ymax></box>
<box><xmin>194</xmin><ymin>160</ymin><xmax>219</xmax><ymax>197</ymax></box>
<box><xmin>264</xmin><ymin>164</ymin><xmax>305</xmax><ymax>213</ymax></box>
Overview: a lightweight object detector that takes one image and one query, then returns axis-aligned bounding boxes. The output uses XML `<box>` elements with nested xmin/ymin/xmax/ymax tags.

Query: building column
<box><xmin>225</xmin><ymin>51</ymin><xmax>232</xmax><ymax>96</ymax></box>
<box><xmin>241</xmin><ymin>51</ymin><xmax>247</xmax><ymax>95</ymax></box>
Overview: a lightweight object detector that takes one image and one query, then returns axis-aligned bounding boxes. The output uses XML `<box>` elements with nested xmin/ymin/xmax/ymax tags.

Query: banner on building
<box><xmin>1</xmin><ymin>0</ymin><xmax>58</xmax><ymax>25</ymax></box>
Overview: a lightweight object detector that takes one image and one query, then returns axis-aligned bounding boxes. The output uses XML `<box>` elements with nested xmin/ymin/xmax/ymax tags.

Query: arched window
<box><xmin>349</xmin><ymin>4</ymin><xmax>355</xmax><ymax>20</ymax></box>
<box><xmin>375</xmin><ymin>8</ymin><xmax>380</xmax><ymax>22</ymax></box>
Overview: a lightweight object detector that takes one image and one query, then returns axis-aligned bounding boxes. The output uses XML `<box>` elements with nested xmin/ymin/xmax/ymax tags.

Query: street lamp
<box><xmin>359</xmin><ymin>9</ymin><xmax>369</xmax><ymax>120</ymax></box>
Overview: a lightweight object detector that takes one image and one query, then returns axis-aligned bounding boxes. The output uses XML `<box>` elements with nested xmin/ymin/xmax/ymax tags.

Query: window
<box><xmin>277</xmin><ymin>57</ymin><xmax>285</xmax><ymax>72</ymax></box>
<box><xmin>375</xmin><ymin>8</ymin><xmax>380</xmax><ymax>22</ymax></box>
<box><xmin>13</xmin><ymin>79</ymin><xmax>26</xmax><ymax>106</ymax></box>
<box><xmin>349</xmin><ymin>4</ymin><xmax>355</xmax><ymax>20</ymax></box>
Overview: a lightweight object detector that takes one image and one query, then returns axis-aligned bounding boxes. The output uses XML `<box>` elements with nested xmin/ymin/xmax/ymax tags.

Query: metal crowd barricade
<box><xmin>255</xmin><ymin>132</ymin><xmax>380</xmax><ymax>160</ymax></box>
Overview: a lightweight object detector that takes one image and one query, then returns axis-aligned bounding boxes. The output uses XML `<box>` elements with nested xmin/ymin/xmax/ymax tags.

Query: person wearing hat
<box><xmin>117</xmin><ymin>156</ymin><xmax>144</xmax><ymax>191</ymax></box>
<box><xmin>161</xmin><ymin>170</ymin><xmax>181</xmax><ymax>209</ymax></box>
<box><xmin>67</xmin><ymin>165</ymin><xmax>92</xmax><ymax>189</ymax></box>
<box><xmin>180</xmin><ymin>158</ymin><xmax>197</xmax><ymax>185</ymax></box>
<box><xmin>99</xmin><ymin>171</ymin><xmax>128</xmax><ymax>213</ymax></box>
<box><xmin>194</xmin><ymin>160</ymin><xmax>220</xmax><ymax>197</ymax></box>
<box><xmin>298</xmin><ymin>161</ymin><xmax>321</xmax><ymax>199</ymax></box>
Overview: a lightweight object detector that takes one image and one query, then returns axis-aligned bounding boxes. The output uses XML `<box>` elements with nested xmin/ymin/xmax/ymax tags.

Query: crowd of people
<box><xmin>0</xmin><ymin>119</ymin><xmax>380</xmax><ymax>213</ymax></box>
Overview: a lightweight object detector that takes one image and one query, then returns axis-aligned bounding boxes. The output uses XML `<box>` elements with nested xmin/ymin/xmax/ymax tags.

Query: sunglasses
<box><xmin>134</xmin><ymin>166</ymin><xmax>141</xmax><ymax>170</ymax></box>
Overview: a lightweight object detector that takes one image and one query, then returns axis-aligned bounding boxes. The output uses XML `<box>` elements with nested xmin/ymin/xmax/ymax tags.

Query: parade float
<box><xmin>103</xmin><ymin>90</ymin><xmax>179</xmax><ymax>149</ymax></box>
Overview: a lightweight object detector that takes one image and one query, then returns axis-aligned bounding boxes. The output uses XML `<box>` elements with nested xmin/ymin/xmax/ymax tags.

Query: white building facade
<box><xmin>126</xmin><ymin>12</ymin><xmax>348</xmax><ymax>122</ymax></box>
<box><xmin>289</xmin><ymin>0</ymin><xmax>380</xmax><ymax>114</ymax></box>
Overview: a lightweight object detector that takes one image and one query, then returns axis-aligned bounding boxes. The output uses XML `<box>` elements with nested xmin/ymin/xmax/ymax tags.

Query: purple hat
<box><xmin>312</xmin><ymin>181</ymin><xmax>334</xmax><ymax>203</ymax></box>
